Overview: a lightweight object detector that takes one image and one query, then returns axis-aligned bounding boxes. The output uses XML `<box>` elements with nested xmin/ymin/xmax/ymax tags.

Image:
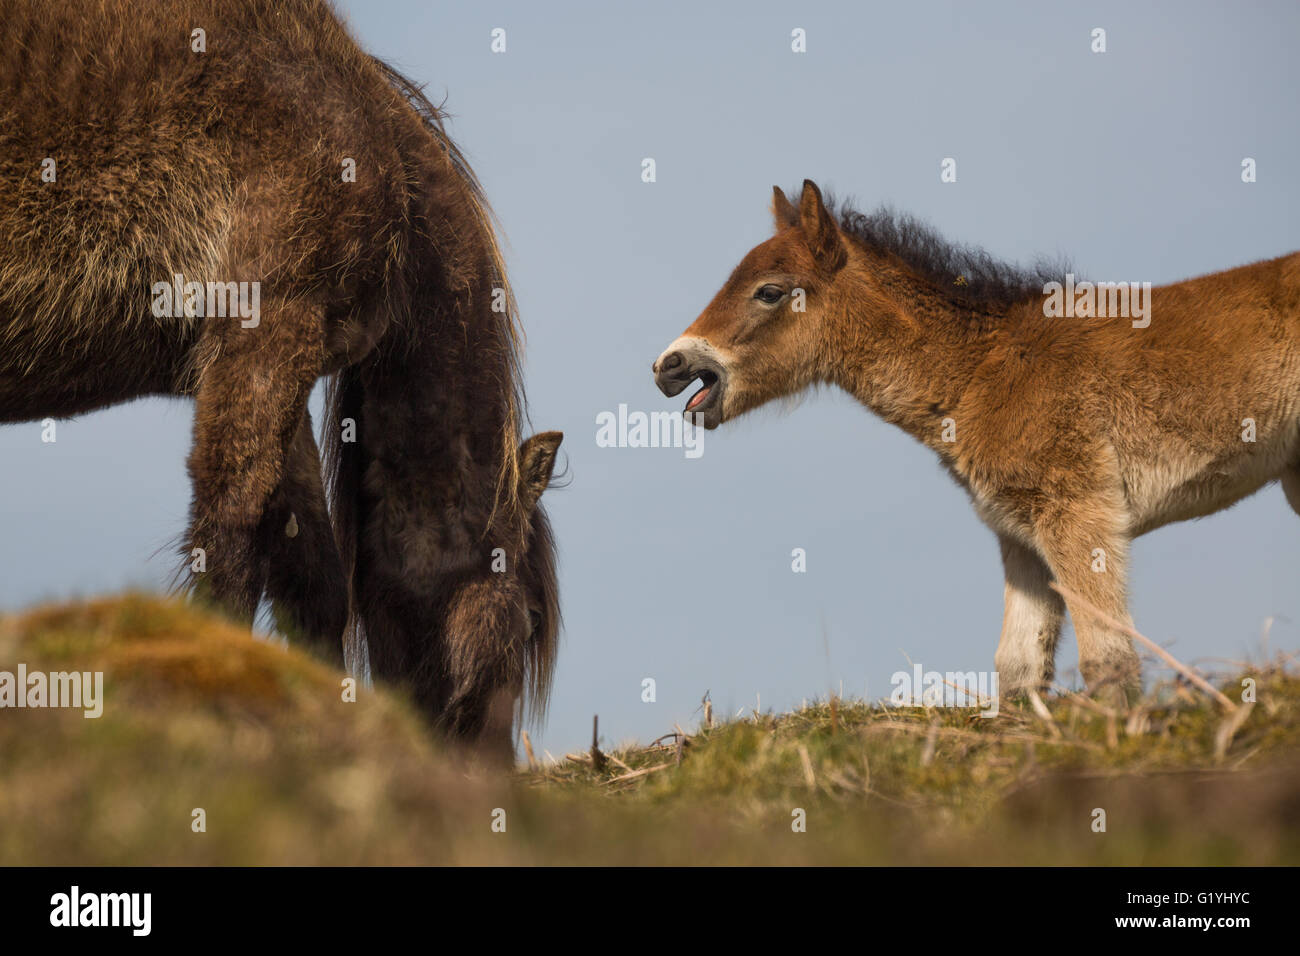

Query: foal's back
<box><xmin>995</xmin><ymin>251</ymin><xmax>1300</xmax><ymax>533</ymax></box>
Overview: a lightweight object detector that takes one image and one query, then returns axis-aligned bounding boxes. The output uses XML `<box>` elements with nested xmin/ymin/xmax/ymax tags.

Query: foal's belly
<box><xmin>1127</xmin><ymin>445</ymin><xmax>1294</xmax><ymax>536</ymax></box>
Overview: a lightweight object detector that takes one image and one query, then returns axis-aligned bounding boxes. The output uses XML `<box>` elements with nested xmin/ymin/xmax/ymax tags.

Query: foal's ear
<box><xmin>772</xmin><ymin>186</ymin><xmax>799</xmax><ymax>231</ymax></box>
<box><xmin>518</xmin><ymin>431</ymin><xmax>563</xmax><ymax>512</ymax></box>
<box><xmin>798</xmin><ymin>179</ymin><xmax>845</xmax><ymax>272</ymax></box>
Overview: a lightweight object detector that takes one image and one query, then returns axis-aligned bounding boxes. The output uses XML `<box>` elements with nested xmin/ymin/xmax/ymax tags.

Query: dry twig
<box><xmin>1049</xmin><ymin>581</ymin><xmax>1237</xmax><ymax>711</ymax></box>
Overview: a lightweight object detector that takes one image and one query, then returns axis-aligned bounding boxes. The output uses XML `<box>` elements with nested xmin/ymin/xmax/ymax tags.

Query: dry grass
<box><xmin>1</xmin><ymin>594</ymin><xmax>1297</xmax><ymax>864</ymax></box>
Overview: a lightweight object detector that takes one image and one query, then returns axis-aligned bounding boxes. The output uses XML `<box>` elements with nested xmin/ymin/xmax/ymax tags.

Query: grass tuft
<box><xmin>1</xmin><ymin>594</ymin><xmax>1296</xmax><ymax>864</ymax></box>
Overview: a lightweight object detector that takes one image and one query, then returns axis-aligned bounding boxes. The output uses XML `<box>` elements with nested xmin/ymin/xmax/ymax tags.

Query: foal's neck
<box><xmin>828</xmin><ymin>251</ymin><xmax>1005</xmax><ymax>451</ymax></box>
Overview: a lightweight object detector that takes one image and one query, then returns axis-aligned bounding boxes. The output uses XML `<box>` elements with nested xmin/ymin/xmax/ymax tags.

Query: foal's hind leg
<box><xmin>185</xmin><ymin>302</ymin><xmax>326</xmax><ymax>623</ymax></box>
<box><xmin>994</xmin><ymin>534</ymin><xmax>1065</xmax><ymax>695</ymax></box>
<box><xmin>255</xmin><ymin>410</ymin><xmax>347</xmax><ymax>668</ymax></box>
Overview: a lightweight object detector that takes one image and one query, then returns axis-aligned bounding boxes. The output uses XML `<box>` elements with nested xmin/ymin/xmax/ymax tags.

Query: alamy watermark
<box><xmin>596</xmin><ymin>404</ymin><xmax>704</xmax><ymax>459</ymax></box>
<box><xmin>1043</xmin><ymin>274</ymin><xmax>1152</xmax><ymax>328</ymax></box>
<box><xmin>50</xmin><ymin>886</ymin><xmax>150</xmax><ymax>936</ymax></box>
<box><xmin>890</xmin><ymin>664</ymin><xmax>999</xmax><ymax>717</ymax></box>
<box><xmin>0</xmin><ymin>664</ymin><xmax>103</xmax><ymax>718</ymax></box>
<box><xmin>151</xmin><ymin>273</ymin><xmax>261</xmax><ymax>328</ymax></box>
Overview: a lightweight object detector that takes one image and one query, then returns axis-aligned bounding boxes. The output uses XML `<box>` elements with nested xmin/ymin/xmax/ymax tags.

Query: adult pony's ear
<box><xmin>798</xmin><ymin>179</ymin><xmax>845</xmax><ymax>272</ymax></box>
<box><xmin>518</xmin><ymin>431</ymin><xmax>563</xmax><ymax>512</ymax></box>
<box><xmin>772</xmin><ymin>186</ymin><xmax>799</xmax><ymax>231</ymax></box>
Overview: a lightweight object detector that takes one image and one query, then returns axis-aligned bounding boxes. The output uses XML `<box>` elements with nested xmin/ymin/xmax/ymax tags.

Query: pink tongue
<box><xmin>686</xmin><ymin>385</ymin><xmax>711</xmax><ymax>410</ymax></box>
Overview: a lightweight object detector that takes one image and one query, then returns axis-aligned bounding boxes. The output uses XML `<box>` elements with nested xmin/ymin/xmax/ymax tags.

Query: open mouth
<box><xmin>676</xmin><ymin>367</ymin><xmax>725</xmax><ymax>428</ymax></box>
<box><xmin>685</xmin><ymin>370</ymin><xmax>718</xmax><ymax>413</ymax></box>
<box><xmin>654</xmin><ymin>348</ymin><xmax>727</xmax><ymax>428</ymax></box>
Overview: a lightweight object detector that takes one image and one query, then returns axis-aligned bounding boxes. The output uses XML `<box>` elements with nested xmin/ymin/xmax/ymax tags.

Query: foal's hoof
<box><xmin>1086</xmin><ymin>675</ymin><xmax>1143</xmax><ymax>711</ymax></box>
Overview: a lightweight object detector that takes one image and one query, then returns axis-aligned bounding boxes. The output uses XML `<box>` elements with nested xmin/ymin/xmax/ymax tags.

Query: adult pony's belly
<box><xmin>0</xmin><ymin>307</ymin><xmax>195</xmax><ymax>423</ymax></box>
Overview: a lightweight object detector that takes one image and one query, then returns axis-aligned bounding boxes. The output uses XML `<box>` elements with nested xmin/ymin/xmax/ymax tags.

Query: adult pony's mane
<box><xmin>828</xmin><ymin>198</ymin><xmax>1069</xmax><ymax>311</ymax></box>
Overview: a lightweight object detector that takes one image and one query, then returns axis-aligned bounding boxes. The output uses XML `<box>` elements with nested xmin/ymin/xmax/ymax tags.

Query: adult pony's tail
<box><xmin>319</xmin><ymin>57</ymin><xmax>558</xmax><ymax>745</ymax></box>
<box><xmin>370</xmin><ymin>56</ymin><xmax>526</xmax><ymax>530</ymax></box>
<box><xmin>322</xmin><ymin>364</ymin><xmax>367</xmax><ymax>677</ymax></box>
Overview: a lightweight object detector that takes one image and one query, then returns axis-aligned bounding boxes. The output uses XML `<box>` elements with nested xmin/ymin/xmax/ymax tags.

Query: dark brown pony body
<box><xmin>0</xmin><ymin>0</ymin><xmax>561</xmax><ymax>754</ymax></box>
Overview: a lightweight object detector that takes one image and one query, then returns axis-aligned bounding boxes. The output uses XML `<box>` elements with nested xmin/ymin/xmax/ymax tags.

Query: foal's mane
<box><xmin>829</xmin><ymin>198</ymin><xmax>1068</xmax><ymax>311</ymax></box>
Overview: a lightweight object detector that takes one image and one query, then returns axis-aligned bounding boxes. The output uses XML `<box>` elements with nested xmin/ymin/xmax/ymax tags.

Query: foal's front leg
<box><xmin>184</xmin><ymin>300</ymin><xmax>326</xmax><ymax>623</ymax></box>
<box><xmin>1032</xmin><ymin>501</ymin><xmax>1141</xmax><ymax>703</ymax></box>
<box><xmin>994</xmin><ymin>534</ymin><xmax>1065</xmax><ymax>694</ymax></box>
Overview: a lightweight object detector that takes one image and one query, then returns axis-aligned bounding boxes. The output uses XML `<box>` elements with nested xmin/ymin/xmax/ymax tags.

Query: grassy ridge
<box><xmin>1</xmin><ymin>595</ymin><xmax>1296</xmax><ymax>864</ymax></box>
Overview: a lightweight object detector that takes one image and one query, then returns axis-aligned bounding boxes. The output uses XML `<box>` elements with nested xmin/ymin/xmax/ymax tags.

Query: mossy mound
<box><xmin>2</xmin><ymin>594</ymin><xmax>1297</xmax><ymax>864</ymax></box>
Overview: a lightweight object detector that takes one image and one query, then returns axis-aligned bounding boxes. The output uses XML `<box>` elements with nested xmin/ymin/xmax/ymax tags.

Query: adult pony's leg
<box><xmin>185</xmin><ymin>300</ymin><xmax>326</xmax><ymax>625</ymax></box>
<box><xmin>994</xmin><ymin>534</ymin><xmax>1065</xmax><ymax>695</ymax></box>
<box><xmin>256</xmin><ymin>410</ymin><xmax>348</xmax><ymax>668</ymax></box>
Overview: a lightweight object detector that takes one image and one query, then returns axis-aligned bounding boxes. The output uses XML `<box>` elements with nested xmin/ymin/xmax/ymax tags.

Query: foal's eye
<box><xmin>528</xmin><ymin>609</ymin><xmax>542</xmax><ymax>636</ymax></box>
<box><xmin>754</xmin><ymin>284</ymin><xmax>785</xmax><ymax>305</ymax></box>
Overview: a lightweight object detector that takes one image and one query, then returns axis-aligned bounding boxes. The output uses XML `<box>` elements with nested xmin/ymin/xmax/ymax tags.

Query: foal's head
<box><xmin>653</xmin><ymin>180</ymin><xmax>850</xmax><ymax>428</ymax></box>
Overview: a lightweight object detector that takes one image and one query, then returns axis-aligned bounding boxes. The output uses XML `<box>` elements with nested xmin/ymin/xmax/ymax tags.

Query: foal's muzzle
<box><xmin>652</xmin><ymin>339</ymin><xmax>727</xmax><ymax>429</ymax></box>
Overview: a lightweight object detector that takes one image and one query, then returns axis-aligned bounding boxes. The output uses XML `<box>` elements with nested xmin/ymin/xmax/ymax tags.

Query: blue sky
<box><xmin>4</xmin><ymin>0</ymin><xmax>1298</xmax><ymax>755</ymax></box>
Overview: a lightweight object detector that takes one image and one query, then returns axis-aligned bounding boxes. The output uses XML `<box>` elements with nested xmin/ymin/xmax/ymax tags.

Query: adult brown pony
<box><xmin>0</xmin><ymin>0</ymin><xmax>562</xmax><ymax>754</ymax></box>
<box><xmin>655</xmin><ymin>179</ymin><xmax>1300</xmax><ymax>702</ymax></box>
